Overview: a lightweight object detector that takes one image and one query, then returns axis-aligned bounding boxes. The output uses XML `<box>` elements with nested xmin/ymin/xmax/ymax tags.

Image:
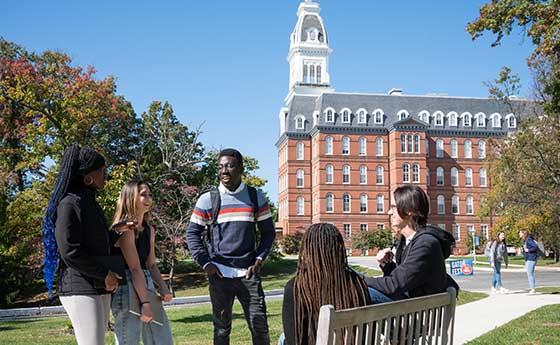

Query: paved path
<box><xmin>454</xmin><ymin>291</ymin><xmax>560</xmax><ymax>344</ymax></box>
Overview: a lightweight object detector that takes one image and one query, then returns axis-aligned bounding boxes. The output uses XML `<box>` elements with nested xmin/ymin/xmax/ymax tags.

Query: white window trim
<box><xmin>360</xmin><ymin>194</ymin><xmax>368</xmax><ymax>213</ymax></box>
<box><xmin>452</xmin><ymin>196</ymin><xmax>459</xmax><ymax>214</ymax></box>
<box><xmin>373</xmin><ymin>108</ymin><xmax>384</xmax><ymax>124</ymax></box>
<box><xmin>340</xmin><ymin>108</ymin><xmax>352</xmax><ymax>124</ymax></box>
<box><xmin>462</xmin><ymin>112</ymin><xmax>472</xmax><ymax>127</ymax></box>
<box><xmin>296</xmin><ymin>142</ymin><xmax>304</xmax><ymax>160</ymax></box>
<box><xmin>342</xmin><ymin>165</ymin><xmax>351</xmax><ymax>184</ymax></box>
<box><xmin>451</xmin><ymin>167</ymin><xmax>459</xmax><ymax>187</ymax></box>
<box><xmin>505</xmin><ymin>113</ymin><xmax>517</xmax><ymax>128</ymax></box>
<box><xmin>296</xmin><ymin>196</ymin><xmax>304</xmax><ymax>215</ymax></box>
<box><xmin>475</xmin><ymin>112</ymin><xmax>486</xmax><ymax>128</ymax></box>
<box><xmin>490</xmin><ymin>113</ymin><xmax>502</xmax><ymax>128</ymax></box>
<box><xmin>437</xmin><ymin>195</ymin><xmax>445</xmax><ymax>214</ymax></box>
<box><xmin>359</xmin><ymin>165</ymin><xmax>367</xmax><ymax>185</ymax></box>
<box><xmin>466</xmin><ymin>196</ymin><xmax>474</xmax><ymax>215</ymax></box>
<box><xmin>434</xmin><ymin>111</ymin><xmax>445</xmax><ymax>126</ymax></box>
<box><xmin>376</xmin><ymin>138</ymin><xmax>383</xmax><ymax>156</ymax></box>
<box><xmin>296</xmin><ymin>169</ymin><xmax>305</xmax><ymax>188</ymax></box>
<box><xmin>398</xmin><ymin>109</ymin><xmax>410</xmax><ymax>121</ymax></box>
<box><xmin>418</xmin><ymin>110</ymin><xmax>430</xmax><ymax>123</ymax></box>
<box><xmin>452</xmin><ymin>224</ymin><xmax>461</xmax><ymax>241</ymax></box>
<box><xmin>342</xmin><ymin>136</ymin><xmax>350</xmax><ymax>155</ymax></box>
<box><xmin>343</xmin><ymin>194</ymin><xmax>351</xmax><ymax>213</ymax></box>
<box><xmin>325</xmin><ymin>136</ymin><xmax>333</xmax><ymax>155</ymax></box>
<box><xmin>324</xmin><ymin>107</ymin><xmax>335</xmax><ymax>123</ymax></box>
<box><xmin>436</xmin><ymin>167</ymin><xmax>444</xmax><ymax>186</ymax></box>
<box><xmin>325</xmin><ymin>164</ymin><xmax>333</xmax><ymax>184</ymax></box>
<box><xmin>359</xmin><ymin>137</ymin><xmax>367</xmax><ymax>156</ymax></box>
<box><xmin>294</xmin><ymin>114</ymin><xmax>306</xmax><ymax>130</ymax></box>
<box><xmin>376</xmin><ymin>195</ymin><xmax>384</xmax><ymax>213</ymax></box>
<box><xmin>465</xmin><ymin>168</ymin><xmax>473</xmax><ymax>187</ymax></box>
<box><xmin>450</xmin><ymin>139</ymin><xmax>458</xmax><ymax>158</ymax></box>
<box><xmin>376</xmin><ymin>166</ymin><xmax>384</xmax><ymax>185</ymax></box>
<box><xmin>357</xmin><ymin>108</ymin><xmax>367</xmax><ymax>124</ymax></box>
<box><xmin>448</xmin><ymin>112</ymin><xmax>458</xmax><ymax>127</ymax></box>
<box><xmin>326</xmin><ymin>194</ymin><xmax>334</xmax><ymax>213</ymax></box>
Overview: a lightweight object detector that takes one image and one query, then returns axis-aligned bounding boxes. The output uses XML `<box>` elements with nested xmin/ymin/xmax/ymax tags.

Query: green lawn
<box><xmin>465</xmin><ymin>304</ymin><xmax>560</xmax><ymax>345</ymax></box>
<box><xmin>449</xmin><ymin>255</ymin><xmax>560</xmax><ymax>267</ymax></box>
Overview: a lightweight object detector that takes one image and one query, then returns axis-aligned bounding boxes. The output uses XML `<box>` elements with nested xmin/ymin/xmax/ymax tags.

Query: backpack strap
<box><xmin>209</xmin><ymin>188</ymin><xmax>221</xmax><ymax>226</ymax></box>
<box><xmin>247</xmin><ymin>186</ymin><xmax>259</xmax><ymax>222</ymax></box>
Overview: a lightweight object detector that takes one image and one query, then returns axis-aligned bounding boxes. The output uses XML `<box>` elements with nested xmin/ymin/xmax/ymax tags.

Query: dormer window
<box><xmin>476</xmin><ymin>112</ymin><xmax>486</xmax><ymax>127</ymax></box>
<box><xmin>506</xmin><ymin>113</ymin><xmax>517</xmax><ymax>128</ymax></box>
<box><xmin>306</xmin><ymin>27</ymin><xmax>319</xmax><ymax>42</ymax></box>
<box><xmin>341</xmin><ymin>108</ymin><xmax>351</xmax><ymax>123</ymax></box>
<box><xmin>490</xmin><ymin>113</ymin><xmax>502</xmax><ymax>128</ymax></box>
<box><xmin>434</xmin><ymin>111</ymin><xmax>444</xmax><ymax>126</ymax></box>
<box><xmin>324</xmin><ymin>108</ymin><xmax>335</xmax><ymax>123</ymax></box>
<box><xmin>398</xmin><ymin>110</ymin><xmax>409</xmax><ymax>121</ymax></box>
<box><xmin>462</xmin><ymin>112</ymin><xmax>472</xmax><ymax>127</ymax></box>
<box><xmin>295</xmin><ymin>115</ymin><xmax>305</xmax><ymax>130</ymax></box>
<box><xmin>357</xmin><ymin>109</ymin><xmax>367</xmax><ymax>124</ymax></box>
<box><xmin>448</xmin><ymin>112</ymin><xmax>458</xmax><ymax>126</ymax></box>
<box><xmin>374</xmin><ymin>109</ymin><xmax>384</xmax><ymax>124</ymax></box>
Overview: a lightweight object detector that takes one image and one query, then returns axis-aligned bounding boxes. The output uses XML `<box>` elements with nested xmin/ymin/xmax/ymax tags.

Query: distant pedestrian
<box><xmin>488</xmin><ymin>232</ymin><xmax>509</xmax><ymax>294</ymax></box>
<box><xmin>519</xmin><ymin>230</ymin><xmax>538</xmax><ymax>294</ymax></box>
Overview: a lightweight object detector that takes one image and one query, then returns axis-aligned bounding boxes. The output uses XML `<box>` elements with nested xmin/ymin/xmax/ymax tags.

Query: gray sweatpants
<box><xmin>60</xmin><ymin>294</ymin><xmax>111</xmax><ymax>345</ymax></box>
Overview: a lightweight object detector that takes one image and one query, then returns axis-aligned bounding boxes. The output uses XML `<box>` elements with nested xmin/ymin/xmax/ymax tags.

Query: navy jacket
<box><xmin>523</xmin><ymin>235</ymin><xmax>538</xmax><ymax>261</ymax></box>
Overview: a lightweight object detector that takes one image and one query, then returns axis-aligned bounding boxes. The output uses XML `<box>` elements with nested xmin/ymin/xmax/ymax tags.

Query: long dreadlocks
<box><xmin>293</xmin><ymin>223</ymin><xmax>371</xmax><ymax>345</ymax></box>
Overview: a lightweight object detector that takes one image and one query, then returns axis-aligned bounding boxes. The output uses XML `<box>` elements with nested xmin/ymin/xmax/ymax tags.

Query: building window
<box><xmin>476</xmin><ymin>113</ymin><xmax>486</xmax><ymax>127</ymax></box>
<box><xmin>342</xmin><ymin>136</ymin><xmax>350</xmax><ymax>155</ymax></box>
<box><xmin>357</xmin><ymin>109</ymin><xmax>367</xmax><ymax>124</ymax></box>
<box><xmin>303</xmin><ymin>65</ymin><xmax>308</xmax><ymax>83</ymax></box>
<box><xmin>491</xmin><ymin>114</ymin><xmax>501</xmax><ymax>128</ymax></box>
<box><xmin>376</xmin><ymin>138</ymin><xmax>383</xmax><ymax>156</ymax></box>
<box><xmin>398</xmin><ymin>110</ymin><xmax>409</xmax><ymax>120</ymax></box>
<box><xmin>341</xmin><ymin>109</ymin><xmax>351</xmax><ymax>123</ymax></box>
<box><xmin>326</xmin><ymin>193</ymin><xmax>334</xmax><ymax>212</ymax></box>
<box><xmin>412</xmin><ymin>164</ymin><xmax>420</xmax><ymax>183</ymax></box>
<box><xmin>465</xmin><ymin>168</ymin><xmax>473</xmax><ymax>186</ymax></box>
<box><xmin>506</xmin><ymin>114</ymin><xmax>516</xmax><ymax>128</ymax></box>
<box><xmin>436</xmin><ymin>167</ymin><xmax>444</xmax><ymax>186</ymax></box>
<box><xmin>360</xmin><ymin>194</ymin><xmax>368</xmax><ymax>213</ymax></box>
<box><xmin>463</xmin><ymin>112</ymin><xmax>472</xmax><ymax>127</ymax></box>
<box><xmin>376</xmin><ymin>166</ymin><xmax>384</xmax><ymax>184</ymax></box>
<box><xmin>325</xmin><ymin>164</ymin><xmax>333</xmax><ymax>184</ymax></box>
<box><xmin>450</xmin><ymin>139</ymin><xmax>458</xmax><ymax>158</ymax></box>
<box><xmin>479</xmin><ymin>168</ymin><xmax>487</xmax><ymax>187</ymax></box>
<box><xmin>360</xmin><ymin>165</ymin><xmax>367</xmax><ymax>184</ymax></box>
<box><xmin>449</xmin><ymin>112</ymin><xmax>458</xmax><ymax>126</ymax></box>
<box><xmin>309</xmin><ymin>65</ymin><xmax>315</xmax><ymax>83</ymax></box>
<box><xmin>426</xmin><ymin>167</ymin><xmax>430</xmax><ymax>186</ymax></box>
<box><xmin>436</xmin><ymin>139</ymin><xmax>444</xmax><ymax>158</ymax></box>
<box><xmin>295</xmin><ymin>116</ymin><xmax>305</xmax><ymax>130</ymax></box>
<box><xmin>359</xmin><ymin>137</ymin><xmax>367</xmax><ymax>156</ymax></box>
<box><xmin>414</xmin><ymin>135</ymin><xmax>420</xmax><ymax>153</ymax></box>
<box><xmin>466</xmin><ymin>196</ymin><xmax>474</xmax><ymax>214</ymax></box>
<box><xmin>437</xmin><ymin>195</ymin><xmax>445</xmax><ymax>214</ymax></box>
<box><xmin>344</xmin><ymin>224</ymin><xmax>351</xmax><ymax>238</ymax></box>
<box><xmin>401</xmin><ymin>134</ymin><xmax>406</xmax><ymax>153</ymax></box>
<box><xmin>478</xmin><ymin>140</ymin><xmax>486</xmax><ymax>159</ymax></box>
<box><xmin>316</xmin><ymin>65</ymin><xmax>322</xmax><ymax>83</ymax></box>
<box><xmin>467</xmin><ymin>225</ymin><xmax>475</xmax><ymax>238</ymax></box>
<box><xmin>374</xmin><ymin>110</ymin><xmax>383</xmax><ymax>124</ymax></box>
<box><xmin>419</xmin><ymin>110</ymin><xmax>429</xmax><ymax>123</ymax></box>
<box><xmin>296</xmin><ymin>142</ymin><xmax>304</xmax><ymax>160</ymax></box>
<box><xmin>425</xmin><ymin>139</ymin><xmax>430</xmax><ymax>157</ymax></box>
<box><xmin>435</xmin><ymin>111</ymin><xmax>444</xmax><ymax>126</ymax></box>
<box><xmin>325</xmin><ymin>109</ymin><xmax>334</xmax><ymax>123</ymax></box>
<box><xmin>438</xmin><ymin>224</ymin><xmax>446</xmax><ymax>230</ymax></box>
<box><xmin>377</xmin><ymin>223</ymin><xmax>385</xmax><ymax>230</ymax></box>
<box><xmin>296</xmin><ymin>169</ymin><xmax>304</xmax><ymax>188</ymax></box>
<box><xmin>325</xmin><ymin>136</ymin><xmax>333</xmax><ymax>155</ymax></box>
<box><xmin>296</xmin><ymin>196</ymin><xmax>304</xmax><ymax>215</ymax></box>
<box><xmin>343</xmin><ymin>194</ymin><xmax>351</xmax><ymax>212</ymax></box>
<box><xmin>343</xmin><ymin>165</ymin><xmax>350</xmax><ymax>184</ymax></box>
<box><xmin>376</xmin><ymin>194</ymin><xmax>384</xmax><ymax>213</ymax></box>
<box><xmin>407</xmin><ymin>134</ymin><xmax>413</xmax><ymax>153</ymax></box>
<box><xmin>452</xmin><ymin>224</ymin><xmax>460</xmax><ymax>240</ymax></box>
<box><xmin>464</xmin><ymin>140</ymin><xmax>472</xmax><ymax>158</ymax></box>
<box><xmin>452</xmin><ymin>195</ymin><xmax>459</xmax><ymax>214</ymax></box>
<box><xmin>403</xmin><ymin>163</ymin><xmax>410</xmax><ymax>183</ymax></box>
<box><xmin>360</xmin><ymin>224</ymin><xmax>368</xmax><ymax>232</ymax></box>
<box><xmin>451</xmin><ymin>167</ymin><xmax>458</xmax><ymax>186</ymax></box>
<box><xmin>481</xmin><ymin>225</ymin><xmax>489</xmax><ymax>240</ymax></box>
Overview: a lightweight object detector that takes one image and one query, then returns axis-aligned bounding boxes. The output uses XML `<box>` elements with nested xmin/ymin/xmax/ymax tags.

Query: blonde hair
<box><xmin>112</xmin><ymin>181</ymin><xmax>153</xmax><ymax>235</ymax></box>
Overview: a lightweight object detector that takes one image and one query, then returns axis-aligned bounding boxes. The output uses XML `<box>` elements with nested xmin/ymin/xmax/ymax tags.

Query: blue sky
<box><xmin>1</xmin><ymin>0</ymin><xmax>534</xmax><ymax>202</ymax></box>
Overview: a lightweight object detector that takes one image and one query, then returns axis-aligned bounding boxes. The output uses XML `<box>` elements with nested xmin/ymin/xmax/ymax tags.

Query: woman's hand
<box><xmin>140</xmin><ymin>302</ymin><xmax>153</xmax><ymax>323</ymax></box>
<box><xmin>104</xmin><ymin>271</ymin><xmax>122</xmax><ymax>292</ymax></box>
<box><xmin>161</xmin><ymin>293</ymin><xmax>173</xmax><ymax>303</ymax></box>
<box><xmin>376</xmin><ymin>248</ymin><xmax>394</xmax><ymax>266</ymax></box>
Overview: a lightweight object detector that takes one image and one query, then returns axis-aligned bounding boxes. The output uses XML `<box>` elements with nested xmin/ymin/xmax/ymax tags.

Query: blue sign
<box><xmin>449</xmin><ymin>259</ymin><xmax>474</xmax><ymax>276</ymax></box>
<box><xmin>475</xmin><ymin>236</ymin><xmax>480</xmax><ymax>246</ymax></box>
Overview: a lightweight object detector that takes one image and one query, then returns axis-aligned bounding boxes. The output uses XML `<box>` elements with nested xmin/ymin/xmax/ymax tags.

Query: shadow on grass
<box><xmin>174</xmin><ymin>310</ymin><xmax>282</xmax><ymax>324</ymax></box>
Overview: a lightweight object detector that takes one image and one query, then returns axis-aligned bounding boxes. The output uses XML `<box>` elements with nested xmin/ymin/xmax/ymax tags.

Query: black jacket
<box><xmin>55</xmin><ymin>184</ymin><xmax>119</xmax><ymax>295</ymax></box>
<box><xmin>365</xmin><ymin>225</ymin><xmax>457</xmax><ymax>299</ymax></box>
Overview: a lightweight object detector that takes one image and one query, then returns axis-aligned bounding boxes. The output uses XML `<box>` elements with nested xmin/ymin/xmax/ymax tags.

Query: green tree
<box><xmin>351</xmin><ymin>229</ymin><xmax>393</xmax><ymax>253</ymax></box>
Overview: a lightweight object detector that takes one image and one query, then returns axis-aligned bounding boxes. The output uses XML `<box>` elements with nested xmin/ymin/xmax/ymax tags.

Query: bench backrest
<box><xmin>315</xmin><ymin>287</ymin><xmax>456</xmax><ymax>345</ymax></box>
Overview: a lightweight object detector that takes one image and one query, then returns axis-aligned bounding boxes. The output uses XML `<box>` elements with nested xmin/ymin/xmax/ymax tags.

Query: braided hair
<box><xmin>42</xmin><ymin>144</ymin><xmax>106</xmax><ymax>294</ymax></box>
<box><xmin>293</xmin><ymin>223</ymin><xmax>371</xmax><ymax>345</ymax></box>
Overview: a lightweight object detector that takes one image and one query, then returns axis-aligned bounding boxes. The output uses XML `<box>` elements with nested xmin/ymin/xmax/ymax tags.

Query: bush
<box><xmin>280</xmin><ymin>233</ymin><xmax>303</xmax><ymax>255</ymax></box>
<box><xmin>351</xmin><ymin>229</ymin><xmax>393</xmax><ymax>251</ymax></box>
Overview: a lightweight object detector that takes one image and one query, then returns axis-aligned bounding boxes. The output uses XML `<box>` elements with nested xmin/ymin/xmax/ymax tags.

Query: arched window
<box><xmin>325</xmin><ymin>136</ymin><xmax>333</xmax><ymax>155</ymax></box>
<box><xmin>418</xmin><ymin>110</ymin><xmax>430</xmax><ymax>123</ymax></box>
<box><xmin>303</xmin><ymin>65</ymin><xmax>308</xmax><ymax>83</ymax></box>
<box><xmin>451</xmin><ymin>167</ymin><xmax>458</xmax><ymax>186</ymax></box>
<box><xmin>343</xmin><ymin>194</ymin><xmax>351</xmax><ymax>212</ymax></box>
<box><xmin>403</xmin><ymin>163</ymin><xmax>410</xmax><ymax>183</ymax></box>
<box><xmin>342</xmin><ymin>136</ymin><xmax>350</xmax><ymax>155</ymax></box>
<box><xmin>476</xmin><ymin>112</ymin><xmax>486</xmax><ymax>127</ymax></box>
<box><xmin>325</xmin><ymin>164</ymin><xmax>333</xmax><ymax>184</ymax></box>
<box><xmin>436</xmin><ymin>167</ymin><xmax>444</xmax><ymax>186</ymax></box>
<box><xmin>437</xmin><ymin>195</ymin><xmax>445</xmax><ymax>214</ymax></box>
<box><xmin>436</xmin><ymin>139</ymin><xmax>444</xmax><ymax>158</ymax></box>
<box><xmin>325</xmin><ymin>108</ymin><xmax>334</xmax><ymax>123</ymax></box>
<box><xmin>296</xmin><ymin>169</ymin><xmax>304</xmax><ymax>188</ymax></box>
<box><xmin>309</xmin><ymin>65</ymin><xmax>315</xmax><ymax>83</ymax></box>
<box><xmin>434</xmin><ymin>111</ymin><xmax>444</xmax><ymax>126</ymax></box>
<box><xmin>296</xmin><ymin>196</ymin><xmax>304</xmax><ymax>215</ymax></box>
<box><xmin>326</xmin><ymin>193</ymin><xmax>334</xmax><ymax>212</ymax></box>
<box><xmin>359</xmin><ymin>165</ymin><xmax>367</xmax><ymax>184</ymax></box>
<box><xmin>401</xmin><ymin>134</ymin><xmax>406</xmax><ymax>153</ymax></box>
<box><xmin>479</xmin><ymin>168</ymin><xmax>487</xmax><ymax>187</ymax></box>
<box><xmin>296</xmin><ymin>142</ymin><xmax>304</xmax><ymax>160</ymax></box>
<box><xmin>464</xmin><ymin>140</ymin><xmax>472</xmax><ymax>158</ymax></box>
<box><xmin>407</xmin><ymin>134</ymin><xmax>413</xmax><ymax>153</ymax></box>
<box><xmin>398</xmin><ymin>110</ymin><xmax>409</xmax><ymax>120</ymax></box>
<box><xmin>357</xmin><ymin>109</ymin><xmax>367</xmax><ymax>124</ymax></box>
<box><xmin>414</xmin><ymin>135</ymin><xmax>420</xmax><ymax>153</ymax></box>
<box><xmin>448</xmin><ymin>112</ymin><xmax>458</xmax><ymax>126</ymax></box>
<box><xmin>478</xmin><ymin>140</ymin><xmax>486</xmax><ymax>159</ymax></box>
<box><xmin>491</xmin><ymin>113</ymin><xmax>502</xmax><ymax>128</ymax></box>
<box><xmin>426</xmin><ymin>167</ymin><xmax>430</xmax><ymax>186</ymax></box>
<box><xmin>450</xmin><ymin>139</ymin><xmax>458</xmax><ymax>158</ymax></box>
<box><xmin>374</xmin><ymin>109</ymin><xmax>384</xmax><ymax>124</ymax></box>
<box><xmin>359</xmin><ymin>137</ymin><xmax>367</xmax><ymax>156</ymax></box>
<box><xmin>376</xmin><ymin>194</ymin><xmax>384</xmax><ymax>213</ymax></box>
<box><xmin>462</xmin><ymin>112</ymin><xmax>472</xmax><ymax>127</ymax></box>
<box><xmin>466</xmin><ymin>196</ymin><xmax>474</xmax><ymax>214</ymax></box>
<box><xmin>316</xmin><ymin>65</ymin><xmax>322</xmax><ymax>84</ymax></box>
<box><xmin>360</xmin><ymin>194</ymin><xmax>368</xmax><ymax>213</ymax></box>
<box><xmin>376</xmin><ymin>166</ymin><xmax>384</xmax><ymax>184</ymax></box>
<box><xmin>506</xmin><ymin>113</ymin><xmax>517</xmax><ymax>128</ymax></box>
<box><xmin>452</xmin><ymin>195</ymin><xmax>459</xmax><ymax>214</ymax></box>
<box><xmin>465</xmin><ymin>168</ymin><xmax>473</xmax><ymax>186</ymax></box>
<box><xmin>376</xmin><ymin>138</ymin><xmax>383</xmax><ymax>156</ymax></box>
<box><xmin>412</xmin><ymin>164</ymin><xmax>420</xmax><ymax>183</ymax></box>
<box><xmin>295</xmin><ymin>115</ymin><xmax>305</xmax><ymax>130</ymax></box>
<box><xmin>341</xmin><ymin>109</ymin><xmax>351</xmax><ymax>123</ymax></box>
<box><xmin>343</xmin><ymin>165</ymin><xmax>350</xmax><ymax>184</ymax></box>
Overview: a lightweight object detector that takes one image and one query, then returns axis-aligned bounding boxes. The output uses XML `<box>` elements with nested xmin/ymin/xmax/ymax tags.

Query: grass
<box><xmin>465</xmin><ymin>304</ymin><xmax>560</xmax><ymax>345</ymax></box>
<box><xmin>536</xmin><ymin>286</ymin><xmax>560</xmax><ymax>294</ymax></box>
<box><xmin>449</xmin><ymin>255</ymin><xmax>560</xmax><ymax>267</ymax></box>
<box><xmin>0</xmin><ymin>289</ymin><xmax>488</xmax><ymax>345</ymax></box>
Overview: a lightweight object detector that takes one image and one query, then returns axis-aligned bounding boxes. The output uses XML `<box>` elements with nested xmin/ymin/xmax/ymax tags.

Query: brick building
<box><xmin>276</xmin><ymin>0</ymin><xmax>531</xmax><ymax>254</ymax></box>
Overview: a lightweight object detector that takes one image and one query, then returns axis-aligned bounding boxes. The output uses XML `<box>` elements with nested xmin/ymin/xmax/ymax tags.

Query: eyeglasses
<box><xmin>218</xmin><ymin>163</ymin><xmax>239</xmax><ymax>170</ymax></box>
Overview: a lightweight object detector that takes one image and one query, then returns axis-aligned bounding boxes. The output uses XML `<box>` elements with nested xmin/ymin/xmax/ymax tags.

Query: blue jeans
<box><xmin>111</xmin><ymin>270</ymin><xmax>173</xmax><ymax>345</ymax></box>
<box><xmin>525</xmin><ymin>260</ymin><xmax>537</xmax><ymax>289</ymax></box>
<box><xmin>492</xmin><ymin>261</ymin><xmax>502</xmax><ymax>288</ymax></box>
<box><xmin>368</xmin><ymin>287</ymin><xmax>393</xmax><ymax>304</ymax></box>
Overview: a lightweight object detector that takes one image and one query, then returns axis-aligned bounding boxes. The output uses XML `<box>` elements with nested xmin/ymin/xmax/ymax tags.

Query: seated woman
<box><xmin>282</xmin><ymin>223</ymin><xmax>371</xmax><ymax>345</ymax></box>
<box><xmin>365</xmin><ymin>185</ymin><xmax>458</xmax><ymax>301</ymax></box>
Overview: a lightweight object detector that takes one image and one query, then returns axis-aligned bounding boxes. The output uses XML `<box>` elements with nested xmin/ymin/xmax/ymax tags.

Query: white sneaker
<box><xmin>491</xmin><ymin>287</ymin><xmax>498</xmax><ymax>294</ymax></box>
<box><xmin>499</xmin><ymin>287</ymin><xmax>509</xmax><ymax>294</ymax></box>
<box><xmin>528</xmin><ymin>289</ymin><xmax>536</xmax><ymax>295</ymax></box>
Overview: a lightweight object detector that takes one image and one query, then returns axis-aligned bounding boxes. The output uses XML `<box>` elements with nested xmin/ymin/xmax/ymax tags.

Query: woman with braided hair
<box><xmin>281</xmin><ymin>223</ymin><xmax>371</xmax><ymax>345</ymax></box>
<box><xmin>42</xmin><ymin>144</ymin><xmax>132</xmax><ymax>345</ymax></box>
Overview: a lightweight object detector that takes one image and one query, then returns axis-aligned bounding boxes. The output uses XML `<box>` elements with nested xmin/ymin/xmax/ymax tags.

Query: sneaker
<box><xmin>528</xmin><ymin>289</ymin><xmax>536</xmax><ymax>295</ymax></box>
<box><xmin>491</xmin><ymin>287</ymin><xmax>498</xmax><ymax>294</ymax></box>
<box><xmin>499</xmin><ymin>287</ymin><xmax>509</xmax><ymax>294</ymax></box>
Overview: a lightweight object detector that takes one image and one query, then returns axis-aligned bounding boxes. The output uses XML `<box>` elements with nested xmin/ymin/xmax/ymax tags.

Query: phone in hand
<box><xmin>111</xmin><ymin>220</ymin><xmax>137</xmax><ymax>232</ymax></box>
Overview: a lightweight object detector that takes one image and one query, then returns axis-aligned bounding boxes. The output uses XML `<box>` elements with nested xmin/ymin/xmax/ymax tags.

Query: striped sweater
<box><xmin>186</xmin><ymin>183</ymin><xmax>275</xmax><ymax>269</ymax></box>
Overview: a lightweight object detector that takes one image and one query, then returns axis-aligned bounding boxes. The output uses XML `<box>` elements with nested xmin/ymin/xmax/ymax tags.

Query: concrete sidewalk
<box><xmin>454</xmin><ymin>290</ymin><xmax>560</xmax><ymax>344</ymax></box>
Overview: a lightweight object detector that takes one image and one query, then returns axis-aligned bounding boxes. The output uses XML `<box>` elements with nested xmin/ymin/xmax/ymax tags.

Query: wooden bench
<box><xmin>315</xmin><ymin>287</ymin><xmax>457</xmax><ymax>345</ymax></box>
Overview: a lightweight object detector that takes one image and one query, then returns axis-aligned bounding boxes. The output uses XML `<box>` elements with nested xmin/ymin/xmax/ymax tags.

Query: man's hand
<box><xmin>204</xmin><ymin>263</ymin><xmax>223</xmax><ymax>278</ymax></box>
<box><xmin>245</xmin><ymin>258</ymin><xmax>262</xmax><ymax>279</ymax></box>
<box><xmin>376</xmin><ymin>248</ymin><xmax>394</xmax><ymax>266</ymax></box>
<box><xmin>104</xmin><ymin>271</ymin><xmax>122</xmax><ymax>292</ymax></box>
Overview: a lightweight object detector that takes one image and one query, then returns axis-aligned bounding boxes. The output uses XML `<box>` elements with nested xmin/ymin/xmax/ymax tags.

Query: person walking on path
<box><xmin>186</xmin><ymin>148</ymin><xmax>276</xmax><ymax>345</ymax></box>
<box><xmin>519</xmin><ymin>230</ymin><xmax>538</xmax><ymax>294</ymax></box>
<box><xmin>488</xmin><ymin>231</ymin><xmax>509</xmax><ymax>294</ymax></box>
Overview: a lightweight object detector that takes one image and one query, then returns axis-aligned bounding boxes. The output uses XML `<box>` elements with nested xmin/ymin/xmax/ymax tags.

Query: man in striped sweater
<box><xmin>186</xmin><ymin>148</ymin><xmax>276</xmax><ymax>345</ymax></box>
